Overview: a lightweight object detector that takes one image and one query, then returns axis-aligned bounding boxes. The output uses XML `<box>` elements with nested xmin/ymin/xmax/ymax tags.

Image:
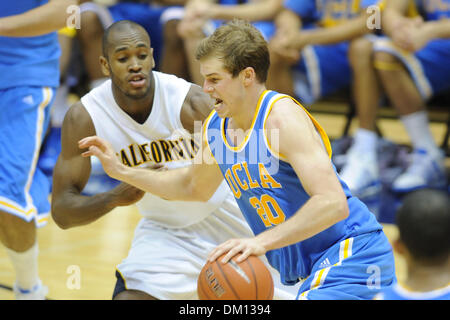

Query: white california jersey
<box><xmin>81</xmin><ymin>71</ymin><xmax>229</xmax><ymax>228</ymax></box>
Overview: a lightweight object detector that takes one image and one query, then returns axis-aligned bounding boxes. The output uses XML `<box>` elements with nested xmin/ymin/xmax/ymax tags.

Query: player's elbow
<box><xmin>188</xmin><ymin>179</ymin><xmax>211</xmax><ymax>202</ymax></box>
<box><xmin>321</xmin><ymin>192</ymin><xmax>349</xmax><ymax>223</ymax></box>
<box><xmin>334</xmin><ymin>195</ymin><xmax>349</xmax><ymax>221</ymax></box>
<box><xmin>51</xmin><ymin>201</ymin><xmax>74</xmax><ymax>230</ymax></box>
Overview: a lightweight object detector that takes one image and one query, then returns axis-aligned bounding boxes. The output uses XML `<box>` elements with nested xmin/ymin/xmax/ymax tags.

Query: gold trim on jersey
<box><xmin>220</xmin><ymin>90</ymin><xmax>269</xmax><ymax>152</ymax></box>
<box><xmin>262</xmin><ymin>94</ymin><xmax>332</xmax><ymax>162</ymax></box>
<box><xmin>203</xmin><ymin>109</ymin><xmax>218</xmax><ymax>162</ymax></box>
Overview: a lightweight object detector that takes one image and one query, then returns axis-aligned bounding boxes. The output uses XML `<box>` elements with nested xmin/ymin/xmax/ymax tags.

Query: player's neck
<box><xmin>112</xmin><ymin>77</ymin><xmax>155</xmax><ymax>124</ymax></box>
<box><xmin>404</xmin><ymin>258</ymin><xmax>450</xmax><ymax>292</ymax></box>
<box><xmin>231</xmin><ymin>85</ymin><xmax>266</xmax><ymax>131</ymax></box>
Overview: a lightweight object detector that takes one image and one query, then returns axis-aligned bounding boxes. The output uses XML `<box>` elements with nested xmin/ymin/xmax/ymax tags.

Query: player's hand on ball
<box><xmin>208</xmin><ymin>238</ymin><xmax>267</xmax><ymax>264</ymax></box>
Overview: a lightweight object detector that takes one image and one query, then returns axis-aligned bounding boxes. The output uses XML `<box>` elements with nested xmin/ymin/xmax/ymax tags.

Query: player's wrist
<box><xmin>108</xmin><ymin>162</ymin><xmax>127</xmax><ymax>181</ymax></box>
<box><xmin>255</xmin><ymin>233</ymin><xmax>274</xmax><ymax>253</ymax></box>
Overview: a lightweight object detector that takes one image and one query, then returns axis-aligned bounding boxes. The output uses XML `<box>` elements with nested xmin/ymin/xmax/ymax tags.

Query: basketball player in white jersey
<box><xmin>51</xmin><ymin>20</ymin><xmax>298</xmax><ymax>300</ymax></box>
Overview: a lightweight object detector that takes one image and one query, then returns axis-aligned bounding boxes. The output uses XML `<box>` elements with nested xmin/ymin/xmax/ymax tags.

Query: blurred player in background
<box><xmin>52</xmin><ymin>20</ymin><xmax>299</xmax><ymax>300</ymax></box>
<box><xmin>341</xmin><ymin>0</ymin><xmax>450</xmax><ymax>195</ymax></box>
<box><xmin>0</xmin><ymin>0</ymin><xmax>79</xmax><ymax>300</ymax></box>
<box><xmin>375</xmin><ymin>189</ymin><xmax>449</xmax><ymax>300</ymax></box>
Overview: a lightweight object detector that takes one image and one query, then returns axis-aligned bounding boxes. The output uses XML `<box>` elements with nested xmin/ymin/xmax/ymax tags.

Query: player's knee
<box><xmin>373</xmin><ymin>51</ymin><xmax>404</xmax><ymax>75</ymax></box>
<box><xmin>113</xmin><ymin>289</ymin><xmax>157</xmax><ymax>300</ymax></box>
<box><xmin>348</xmin><ymin>38</ymin><xmax>373</xmax><ymax>69</ymax></box>
<box><xmin>0</xmin><ymin>211</ymin><xmax>36</xmax><ymax>252</ymax></box>
<box><xmin>374</xmin><ymin>51</ymin><xmax>399</xmax><ymax>64</ymax></box>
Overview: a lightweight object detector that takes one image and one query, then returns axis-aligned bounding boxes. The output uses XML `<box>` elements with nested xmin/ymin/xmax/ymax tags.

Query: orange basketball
<box><xmin>197</xmin><ymin>254</ymin><xmax>274</xmax><ymax>300</ymax></box>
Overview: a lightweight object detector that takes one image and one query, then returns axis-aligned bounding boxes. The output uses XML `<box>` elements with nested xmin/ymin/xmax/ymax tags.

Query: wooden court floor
<box><xmin>0</xmin><ymin>112</ymin><xmax>447</xmax><ymax>300</ymax></box>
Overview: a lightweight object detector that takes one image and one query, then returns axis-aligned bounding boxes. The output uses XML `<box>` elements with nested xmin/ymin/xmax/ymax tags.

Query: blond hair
<box><xmin>195</xmin><ymin>19</ymin><xmax>270</xmax><ymax>83</ymax></box>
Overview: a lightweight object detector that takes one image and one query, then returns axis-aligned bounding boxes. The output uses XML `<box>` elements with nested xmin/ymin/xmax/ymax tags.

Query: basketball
<box><xmin>197</xmin><ymin>254</ymin><xmax>274</xmax><ymax>300</ymax></box>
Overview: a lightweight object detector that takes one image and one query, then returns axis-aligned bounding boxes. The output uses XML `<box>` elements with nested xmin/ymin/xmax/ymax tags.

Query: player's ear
<box><xmin>150</xmin><ymin>48</ymin><xmax>155</xmax><ymax>69</ymax></box>
<box><xmin>241</xmin><ymin>67</ymin><xmax>255</xmax><ymax>87</ymax></box>
<box><xmin>99</xmin><ymin>56</ymin><xmax>110</xmax><ymax>77</ymax></box>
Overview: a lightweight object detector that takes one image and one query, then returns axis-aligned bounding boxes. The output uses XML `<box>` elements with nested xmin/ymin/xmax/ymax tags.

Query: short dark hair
<box><xmin>195</xmin><ymin>19</ymin><xmax>270</xmax><ymax>83</ymax></box>
<box><xmin>396</xmin><ymin>189</ymin><xmax>450</xmax><ymax>263</ymax></box>
<box><xmin>102</xmin><ymin>20</ymin><xmax>149</xmax><ymax>59</ymax></box>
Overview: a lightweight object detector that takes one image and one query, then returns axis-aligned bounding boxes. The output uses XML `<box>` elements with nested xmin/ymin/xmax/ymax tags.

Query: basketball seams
<box><xmin>216</xmin><ymin>260</ymin><xmax>241</xmax><ymax>300</ymax></box>
<box><xmin>197</xmin><ymin>255</ymin><xmax>274</xmax><ymax>300</ymax></box>
<box><xmin>245</xmin><ymin>259</ymin><xmax>258</xmax><ymax>300</ymax></box>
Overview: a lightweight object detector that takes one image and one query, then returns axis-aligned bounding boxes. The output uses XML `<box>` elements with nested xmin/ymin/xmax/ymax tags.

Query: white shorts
<box><xmin>115</xmin><ymin>195</ymin><xmax>300</xmax><ymax>300</ymax></box>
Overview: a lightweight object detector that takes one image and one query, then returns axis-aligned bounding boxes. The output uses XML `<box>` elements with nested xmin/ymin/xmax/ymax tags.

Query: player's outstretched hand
<box><xmin>207</xmin><ymin>238</ymin><xmax>267</xmax><ymax>264</ymax></box>
<box><xmin>78</xmin><ymin>136</ymin><xmax>123</xmax><ymax>180</ymax></box>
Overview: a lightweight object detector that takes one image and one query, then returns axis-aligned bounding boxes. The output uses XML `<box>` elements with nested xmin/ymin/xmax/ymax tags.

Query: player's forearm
<box><xmin>116</xmin><ymin>164</ymin><xmax>205</xmax><ymax>202</ymax></box>
<box><xmin>424</xmin><ymin>19</ymin><xmax>450</xmax><ymax>39</ymax></box>
<box><xmin>0</xmin><ymin>0</ymin><xmax>79</xmax><ymax>37</ymax></box>
<box><xmin>210</xmin><ymin>1</ymin><xmax>283</xmax><ymax>22</ymax></box>
<box><xmin>256</xmin><ymin>193</ymin><xmax>349</xmax><ymax>252</ymax></box>
<box><xmin>275</xmin><ymin>8</ymin><xmax>302</xmax><ymax>31</ymax></box>
<box><xmin>299</xmin><ymin>14</ymin><xmax>371</xmax><ymax>46</ymax></box>
<box><xmin>153</xmin><ymin>0</ymin><xmax>189</xmax><ymax>5</ymax></box>
<box><xmin>51</xmin><ymin>189</ymin><xmax>119</xmax><ymax>229</ymax></box>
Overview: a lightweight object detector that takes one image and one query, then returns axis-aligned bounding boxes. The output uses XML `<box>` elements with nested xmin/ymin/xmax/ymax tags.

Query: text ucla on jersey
<box><xmin>204</xmin><ymin>90</ymin><xmax>385</xmax><ymax>285</ymax></box>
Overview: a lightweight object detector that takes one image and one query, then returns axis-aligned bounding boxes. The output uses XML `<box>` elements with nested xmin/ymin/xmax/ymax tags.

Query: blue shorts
<box><xmin>292</xmin><ymin>41</ymin><xmax>351</xmax><ymax>104</ymax></box>
<box><xmin>297</xmin><ymin>230</ymin><xmax>396</xmax><ymax>300</ymax></box>
<box><xmin>373</xmin><ymin>37</ymin><xmax>450</xmax><ymax>100</ymax></box>
<box><xmin>0</xmin><ymin>86</ymin><xmax>55</xmax><ymax>227</ymax></box>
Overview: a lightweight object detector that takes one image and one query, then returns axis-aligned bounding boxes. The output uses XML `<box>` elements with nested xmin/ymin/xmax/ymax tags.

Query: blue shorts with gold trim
<box><xmin>0</xmin><ymin>86</ymin><xmax>55</xmax><ymax>227</ymax></box>
<box><xmin>297</xmin><ymin>231</ymin><xmax>396</xmax><ymax>300</ymax></box>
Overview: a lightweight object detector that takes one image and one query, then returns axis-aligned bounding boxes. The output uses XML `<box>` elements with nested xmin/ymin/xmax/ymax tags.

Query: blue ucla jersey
<box><xmin>376</xmin><ymin>283</ymin><xmax>450</xmax><ymax>300</ymax></box>
<box><xmin>415</xmin><ymin>0</ymin><xmax>450</xmax><ymax>20</ymax></box>
<box><xmin>0</xmin><ymin>1</ymin><xmax>60</xmax><ymax>90</ymax></box>
<box><xmin>204</xmin><ymin>90</ymin><xmax>383</xmax><ymax>284</ymax></box>
<box><xmin>284</xmin><ymin>0</ymin><xmax>382</xmax><ymax>27</ymax></box>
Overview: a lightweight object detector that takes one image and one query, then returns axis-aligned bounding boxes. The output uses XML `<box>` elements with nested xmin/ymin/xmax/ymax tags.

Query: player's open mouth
<box><xmin>214</xmin><ymin>98</ymin><xmax>223</xmax><ymax>108</ymax></box>
<box><xmin>129</xmin><ymin>74</ymin><xmax>146</xmax><ymax>88</ymax></box>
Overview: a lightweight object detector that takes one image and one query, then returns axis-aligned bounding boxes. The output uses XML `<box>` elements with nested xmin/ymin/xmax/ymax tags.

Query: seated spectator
<box><xmin>375</xmin><ymin>188</ymin><xmax>449</xmax><ymax>300</ymax></box>
<box><xmin>266</xmin><ymin>0</ymin><xmax>384</xmax><ymax>105</ymax></box>
<box><xmin>164</xmin><ymin>0</ymin><xmax>283</xmax><ymax>85</ymax></box>
<box><xmin>340</xmin><ymin>0</ymin><xmax>449</xmax><ymax>196</ymax></box>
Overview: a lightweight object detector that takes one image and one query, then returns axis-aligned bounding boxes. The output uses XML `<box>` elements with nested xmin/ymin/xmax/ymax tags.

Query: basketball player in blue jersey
<box><xmin>267</xmin><ymin>0</ymin><xmax>383</xmax><ymax>105</ymax></box>
<box><xmin>80</xmin><ymin>20</ymin><xmax>396</xmax><ymax>300</ymax></box>
<box><xmin>375</xmin><ymin>189</ymin><xmax>449</xmax><ymax>300</ymax></box>
<box><xmin>341</xmin><ymin>0</ymin><xmax>450</xmax><ymax>195</ymax></box>
<box><xmin>0</xmin><ymin>0</ymin><xmax>78</xmax><ymax>300</ymax></box>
